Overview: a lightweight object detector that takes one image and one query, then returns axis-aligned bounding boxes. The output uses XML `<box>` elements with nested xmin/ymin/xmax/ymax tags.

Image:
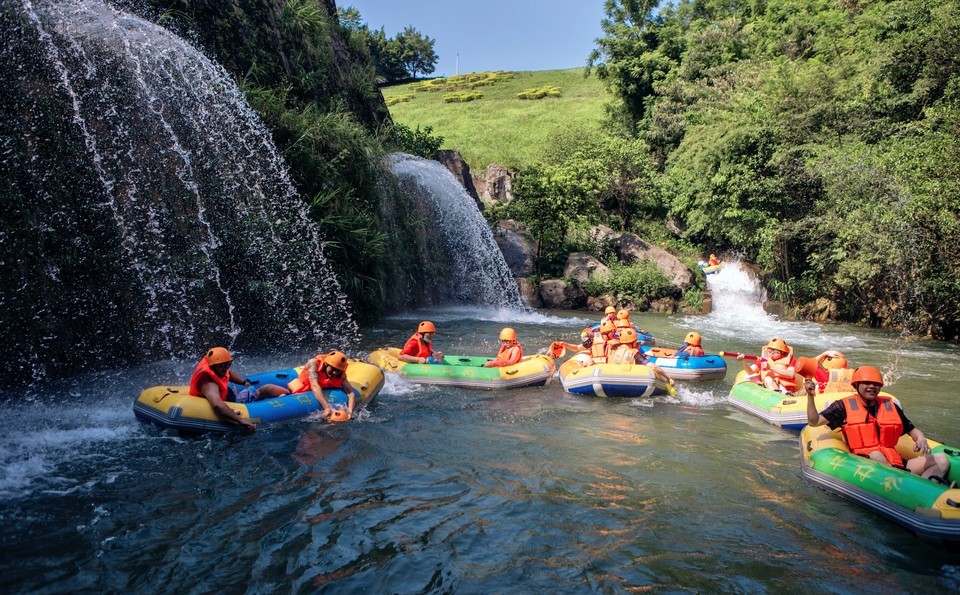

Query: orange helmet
<box><xmin>616</xmin><ymin>309</ymin><xmax>630</xmax><ymax>320</ymax></box>
<box><xmin>329</xmin><ymin>409</ymin><xmax>351</xmax><ymax>423</ymax></box>
<box><xmin>499</xmin><ymin>327</ymin><xmax>517</xmax><ymax>341</ymax></box>
<box><xmin>600</xmin><ymin>319</ymin><xmax>616</xmax><ymax>334</ymax></box>
<box><xmin>821</xmin><ymin>355</ymin><xmax>847</xmax><ymax>370</ymax></box>
<box><xmin>418</xmin><ymin>320</ymin><xmax>436</xmax><ymax>333</ymax></box>
<box><xmin>851</xmin><ymin>366</ymin><xmax>884</xmax><ymax>386</ymax></box>
<box><xmin>684</xmin><ymin>331</ymin><xmax>701</xmax><ymax>347</ymax></box>
<box><xmin>618</xmin><ymin>328</ymin><xmax>639</xmax><ymax>344</ymax></box>
<box><xmin>604</xmin><ymin>306</ymin><xmax>616</xmax><ymax>315</ymax></box>
<box><xmin>765</xmin><ymin>338</ymin><xmax>789</xmax><ymax>353</ymax></box>
<box><xmin>323</xmin><ymin>350</ymin><xmax>349</xmax><ymax>371</ymax></box>
<box><xmin>206</xmin><ymin>347</ymin><xmax>233</xmax><ymax>365</ymax></box>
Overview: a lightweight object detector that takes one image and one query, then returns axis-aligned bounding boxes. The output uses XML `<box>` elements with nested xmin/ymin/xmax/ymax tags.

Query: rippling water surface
<box><xmin>2</xmin><ymin>267</ymin><xmax>959</xmax><ymax>592</ymax></box>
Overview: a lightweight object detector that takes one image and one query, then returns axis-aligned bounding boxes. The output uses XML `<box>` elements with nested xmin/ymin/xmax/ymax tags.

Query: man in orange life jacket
<box><xmin>287</xmin><ymin>350</ymin><xmax>356</xmax><ymax>421</ymax></box>
<box><xmin>188</xmin><ymin>347</ymin><xmax>287</xmax><ymax>432</ymax></box>
<box><xmin>805</xmin><ymin>366</ymin><xmax>951</xmax><ymax>482</ymax></box>
<box><xmin>399</xmin><ymin>320</ymin><xmax>445</xmax><ymax>365</ymax></box>
<box><xmin>485</xmin><ymin>327</ymin><xmax>523</xmax><ymax>368</ymax></box>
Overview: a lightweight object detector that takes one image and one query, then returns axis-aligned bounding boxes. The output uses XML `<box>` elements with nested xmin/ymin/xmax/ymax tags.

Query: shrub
<box><xmin>385</xmin><ymin>94</ymin><xmax>414</xmax><ymax>106</ymax></box>
<box><xmin>442</xmin><ymin>91</ymin><xmax>482</xmax><ymax>103</ymax></box>
<box><xmin>596</xmin><ymin>262</ymin><xmax>672</xmax><ymax>303</ymax></box>
<box><xmin>517</xmin><ymin>86</ymin><xmax>562</xmax><ymax>100</ymax></box>
<box><xmin>388</xmin><ymin>123</ymin><xmax>443</xmax><ymax>158</ymax></box>
<box><xmin>410</xmin><ymin>71</ymin><xmax>514</xmax><ymax>92</ymax></box>
<box><xmin>681</xmin><ymin>287</ymin><xmax>703</xmax><ymax>311</ymax></box>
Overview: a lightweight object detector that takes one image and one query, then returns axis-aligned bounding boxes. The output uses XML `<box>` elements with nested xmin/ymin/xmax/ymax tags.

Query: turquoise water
<box><xmin>2</xmin><ymin>295</ymin><xmax>959</xmax><ymax>591</ymax></box>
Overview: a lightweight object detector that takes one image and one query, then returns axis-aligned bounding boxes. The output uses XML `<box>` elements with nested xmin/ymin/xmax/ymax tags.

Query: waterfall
<box><xmin>386</xmin><ymin>154</ymin><xmax>524</xmax><ymax>309</ymax></box>
<box><xmin>0</xmin><ymin>0</ymin><xmax>356</xmax><ymax>384</ymax></box>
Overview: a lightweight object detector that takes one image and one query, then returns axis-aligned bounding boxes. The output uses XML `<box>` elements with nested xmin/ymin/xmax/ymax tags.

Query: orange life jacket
<box><xmin>400</xmin><ymin>333</ymin><xmax>433</xmax><ymax>359</ymax></box>
<box><xmin>761</xmin><ymin>348</ymin><xmax>798</xmax><ymax>391</ymax></box>
<box><xmin>676</xmin><ymin>344</ymin><xmax>704</xmax><ymax>357</ymax></box>
<box><xmin>189</xmin><ymin>357</ymin><xmax>229</xmax><ymax>400</ymax></box>
<box><xmin>287</xmin><ymin>355</ymin><xmax>345</xmax><ymax>393</ymax></box>
<box><xmin>841</xmin><ymin>394</ymin><xmax>904</xmax><ymax>467</ymax></box>
<box><xmin>610</xmin><ymin>344</ymin><xmax>639</xmax><ymax>365</ymax></box>
<box><xmin>495</xmin><ymin>343</ymin><xmax>523</xmax><ymax>364</ymax></box>
<box><xmin>590</xmin><ymin>332</ymin><xmax>609</xmax><ymax>363</ymax></box>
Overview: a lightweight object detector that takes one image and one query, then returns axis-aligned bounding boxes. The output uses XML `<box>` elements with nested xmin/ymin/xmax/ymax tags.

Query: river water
<box><xmin>2</xmin><ymin>266</ymin><xmax>959</xmax><ymax>592</ymax></box>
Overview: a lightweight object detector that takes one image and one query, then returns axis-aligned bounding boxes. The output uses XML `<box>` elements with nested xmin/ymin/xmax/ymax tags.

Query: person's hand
<box><xmin>240</xmin><ymin>419</ymin><xmax>256</xmax><ymax>433</ymax></box>
<box><xmin>736</xmin><ymin>354</ymin><xmax>745</xmax><ymax>360</ymax></box>
<box><xmin>321</xmin><ymin>406</ymin><xmax>333</xmax><ymax>419</ymax></box>
<box><xmin>434</xmin><ymin>351</ymin><xmax>444</xmax><ymax>362</ymax></box>
<box><xmin>804</xmin><ymin>379</ymin><xmax>816</xmax><ymax>396</ymax></box>
<box><xmin>914</xmin><ymin>436</ymin><xmax>931</xmax><ymax>454</ymax></box>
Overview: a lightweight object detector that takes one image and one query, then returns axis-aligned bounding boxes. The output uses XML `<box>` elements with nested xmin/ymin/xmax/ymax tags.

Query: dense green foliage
<box><xmin>583</xmin><ymin>263</ymin><xmax>673</xmax><ymax>306</ymax></box>
<box><xmin>587</xmin><ymin>0</ymin><xmax>960</xmax><ymax>339</ymax></box>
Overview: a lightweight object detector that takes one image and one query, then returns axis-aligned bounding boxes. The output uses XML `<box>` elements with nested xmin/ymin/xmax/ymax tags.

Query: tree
<box><xmin>395</xmin><ymin>26</ymin><xmax>438</xmax><ymax>80</ymax></box>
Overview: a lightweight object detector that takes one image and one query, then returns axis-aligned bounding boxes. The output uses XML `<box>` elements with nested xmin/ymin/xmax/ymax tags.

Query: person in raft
<box><xmin>601</xmin><ymin>305</ymin><xmax>617</xmax><ymax>325</ymax></box>
<box><xmin>399</xmin><ymin>320</ymin><xmax>445</xmax><ymax>365</ymax></box>
<box><xmin>188</xmin><ymin>347</ymin><xmax>286</xmax><ymax>432</ymax></box>
<box><xmin>708</xmin><ymin>253</ymin><xmax>720</xmax><ymax>266</ymax></box>
<box><xmin>805</xmin><ymin>366</ymin><xmax>952</xmax><ymax>484</ymax></box>
<box><xmin>737</xmin><ymin>337</ymin><xmax>798</xmax><ymax>393</ymax></box>
<box><xmin>287</xmin><ymin>350</ymin><xmax>356</xmax><ymax>421</ymax></box>
<box><xmin>609</xmin><ymin>328</ymin><xmax>675</xmax><ymax>386</ymax></box>
<box><xmin>674</xmin><ymin>331</ymin><xmax>705</xmax><ymax>357</ymax></box>
<box><xmin>485</xmin><ymin>327</ymin><xmax>523</xmax><ymax>368</ymax></box>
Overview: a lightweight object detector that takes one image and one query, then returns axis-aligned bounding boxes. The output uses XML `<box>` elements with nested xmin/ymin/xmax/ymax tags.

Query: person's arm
<box><xmin>804</xmin><ymin>379</ymin><xmax>827</xmax><ymax>426</ymax></box>
<box><xmin>201</xmin><ymin>381</ymin><xmax>255</xmax><ymax>432</ymax></box>
<box><xmin>908</xmin><ymin>427</ymin><xmax>931</xmax><ymax>454</ymax></box>
<box><xmin>306</xmin><ymin>359</ymin><xmax>332</xmax><ymax>418</ymax></box>
<box><xmin>227</xmin><ymin>369</ymin><xmax>252</xmax><ymax>390</ymax></box>
<box><xmin>342</xmin><ymin>378</ymin><xmax>357</xmax><ymax>417</ymax></box>
<box><xmin>485</xmin><ymin>345</ymin><xmax>522</xmax><ymax>368</ymax></box>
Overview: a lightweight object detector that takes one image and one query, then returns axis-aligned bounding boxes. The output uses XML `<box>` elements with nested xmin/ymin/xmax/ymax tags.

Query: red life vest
<box><xmin>189</xmin><ymin>357</ymin><xmax>229</xmax><ymax>400</ymax></box>
<box><xmin>610</xmin><ymin>344</ymin><xmax>639</xmax><ymax>365</ymax></box>
<box><xmin>841</xmin><ymin>394</ymin><xmax>904</xmax><ymax>466</ymax></box>
<box><xmin>677</xmin><ymin>345</ymin><xmax>704</xmax><ymax>357</ymax></box>
<box><xmin>288</xmin><ymin>355</ymin><xmax>345</xmax><ymax>393</ymax></box>
<box><xmin>400</xmin><ymin>333</ymin><xmax>433</xmax><ymax>359</ymax></box>
<box><xmin>813</xmin><ymin>366</ymin><xmax>829</xmax><ymax>393</ymax></box>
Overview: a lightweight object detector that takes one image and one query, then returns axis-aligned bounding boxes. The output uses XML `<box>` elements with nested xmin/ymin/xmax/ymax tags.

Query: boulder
<box><xmin>586</xmin><ymin>294</ymin><xmax>617</xmax><ymax>312</ymax></box>
<box><xmin>563</xmin><ymin>252</ymin><xmax>610</xmax><ymax>286</ymax></box>
<box><xmin>649</xmin><ymin>297</ymin><xmax>678</xmax><ymax>314</ymax></box>
<box><xmin>591</xmin><ymin>225</ymin><xmax>694</xmax><ymax>292</ymax></box>
<box><xmin>493</xmin><ymin>220</ymin><xmax>536</xmax><ymax>278</ymax></box>
<box><xmin>515</xmin><ymin>278</ymin><xmax>542</xmax><ymax>308</ymax></box>
<box><xmin>484</xmin><ymin>163</ymin><xmax>515</xmax><ymax>204</ymax></box>
<box><xmin>539</xmin><ymin>279</ymin><xmax>586</xmax><ymax>309</ymax></box>
<box><xmin>433</xmin><ymin>149</ymin><xmax>482</xmax><ymax>210</ymax></box>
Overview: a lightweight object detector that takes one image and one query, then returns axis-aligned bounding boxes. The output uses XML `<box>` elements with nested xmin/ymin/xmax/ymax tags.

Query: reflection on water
<box><xmin>1</xmin><ymin>289</ymin><xmax>959</xmax><ymax>591</ymax></box>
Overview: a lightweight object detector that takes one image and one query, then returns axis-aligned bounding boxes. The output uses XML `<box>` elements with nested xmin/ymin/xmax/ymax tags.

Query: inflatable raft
<box><xmin>701</xmin><ymin>263</ymin><xmax>722</xmax><ymax>275</ymax></box>
<box><xmin>640</xmin><ymin>345</ymin><xmax>727</xmax><ymax>381</ymax></box>
<box><xmin>727</xmin><ymin>369</ymin><xmax>892</xmax><ymax>430</ymax></box>
<box><xmin>800</xmin><ymin>424</ymin><xmax>960</xmax><ymax>543</ymax></box>
<box><xmin>366</xmin><ymin>347</ymin><xmax>555</xmax><ymax>390</ymax></box>
<box><xmin>133</xmin><ymin>360</ymin><xmax>385</xmax><ymax>434</ymax></box>
<box><xmin>558</xmin><ymin>354</ymin><xmax>675</xmax><ymax>398</ymax></box>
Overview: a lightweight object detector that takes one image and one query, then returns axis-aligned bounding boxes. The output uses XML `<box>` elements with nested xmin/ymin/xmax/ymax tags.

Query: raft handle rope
<box><xmin>805</xmin><ymin>440</ymin><xmax>813</xmax><ymax>453</ymax></box>
<box><xmin>506</xmin><ymin>369</ymin><xmax>518</xmax><ymax>375</ymax></box>
<box><xmin>947</xmin><ymin>499</ymin><xmax>960</xmax><ymax>508</ymax></box>
<box><xmin>458</xmin><ymin>357</ymin><xmax>472</xmax><ymax>363</ymax></box>
<box><xmin>943</xmin><ymin>448</ymin><xmax>960</xmax><ymax>457</ymax></box>
<box><xmin>153</xmin><ymin>389</ymin><xmax>178</xmax><ymax>403</ymax></box>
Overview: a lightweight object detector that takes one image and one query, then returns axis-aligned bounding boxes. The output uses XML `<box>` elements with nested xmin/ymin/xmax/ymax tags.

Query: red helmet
<box><xmin>851</xmin><ymin>366</ymin><xmax>884</xmax><ymax>386</ymax></box>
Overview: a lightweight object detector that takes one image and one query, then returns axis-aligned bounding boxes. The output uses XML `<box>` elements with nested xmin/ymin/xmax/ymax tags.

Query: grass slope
<box><xmin>382</xmin><ymin>68</ymin><xmax>610</xmax><ymax>172</ymax></box>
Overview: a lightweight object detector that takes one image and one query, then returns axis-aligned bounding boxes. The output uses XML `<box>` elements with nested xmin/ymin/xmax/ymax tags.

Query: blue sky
<box><xmin>341</xmin><ymin>0</ymin><xmax>607</xmax><ymax>76</ymax></box>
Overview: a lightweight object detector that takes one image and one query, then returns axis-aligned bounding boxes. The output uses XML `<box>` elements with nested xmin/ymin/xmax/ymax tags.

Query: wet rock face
<box><xmin>591</xmin><ymin>225</ymin><xmax>694</xmax><ymax>292</ymax></box>
<box><xmin>493</xmin><ymin>221</ymin><xmax>536</xmax><ymax>279</ymax></box>
<box><xmin>433</xmin><ymin>150</ymin><xmax>482</xmax><ymax>210</ymax></box>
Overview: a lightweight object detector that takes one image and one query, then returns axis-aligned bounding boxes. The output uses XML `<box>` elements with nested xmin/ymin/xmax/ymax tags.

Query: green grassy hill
<box><xmin>382</xmin><ymin>68</ymin><xmax>611</xmax><ymax>173</ymax></box>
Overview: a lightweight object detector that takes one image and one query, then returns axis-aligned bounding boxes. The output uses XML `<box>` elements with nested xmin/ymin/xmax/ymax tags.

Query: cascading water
<box><xmin>0</xmin><ymin>0</ymin><xmax>356</xmax><ymax>384</ymax></box>
<box><xmin>386</xmin><ymin>153</ymin><xmax>524</xmax><ymax>309</ymax></box>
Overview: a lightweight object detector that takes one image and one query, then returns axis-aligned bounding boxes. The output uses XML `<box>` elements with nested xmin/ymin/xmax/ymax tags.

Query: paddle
<box><xmin>718</xmin><ymin>351</ymin><xmax>766</xmax><ymax>362</ymax></box>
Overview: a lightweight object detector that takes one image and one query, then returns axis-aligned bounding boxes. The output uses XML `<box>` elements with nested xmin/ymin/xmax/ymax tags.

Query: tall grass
<box><xmin>382</xmin><ymin>68</ymin><xmax>610</xmax><ymax>171</ymax></box>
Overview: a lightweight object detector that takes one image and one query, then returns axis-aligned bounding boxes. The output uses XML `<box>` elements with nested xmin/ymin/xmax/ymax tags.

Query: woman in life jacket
<box><xmin>399</xmin><ymin>320</ymin><xmax>445</xmax><ymax>365</ymax></box>
<box><xmin>188</xmin><ymin>347</ymin><xmax>285</xmax><ymax>433</ymax></box>
<box><xmin>737</xmin><ymin>338</ymin><xmax>798</xmax><ymax>393</ymax></box>
<box><xmin>287</xmin><ymin>350</ymin><xmax>356</xmax><ymax>421</ymax></box>
<box><xmin>485</xmin><ymin>327</ymin><xmax>523</xmax><ymax>368</ymax></box>
<box><xmin>805</xmin><ymin>366</ymin><xmax>952</xmax><ymax>483</ymax></box>
<box><xmin>708</xmin><ymin>253</ymin><xmax>720</xmax><ymax>266</ymax></box>
<box><xmin>674</xmin><ymin>331</ymin><xmax>705</xmax><ymax>357</ymax></box>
